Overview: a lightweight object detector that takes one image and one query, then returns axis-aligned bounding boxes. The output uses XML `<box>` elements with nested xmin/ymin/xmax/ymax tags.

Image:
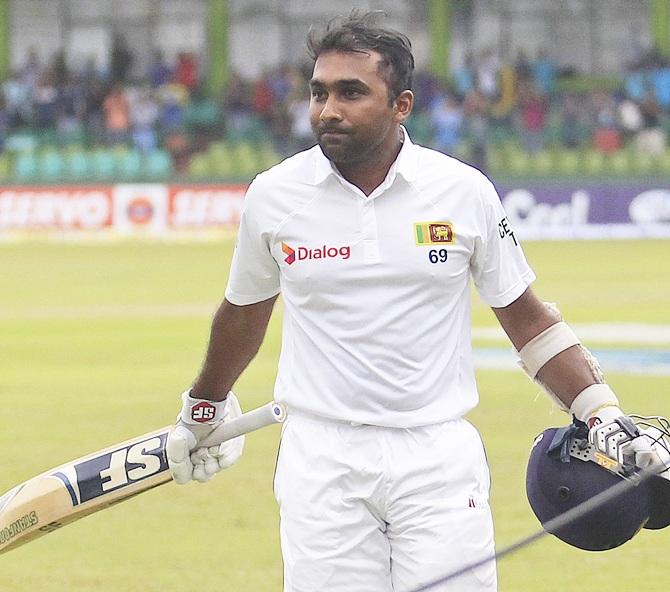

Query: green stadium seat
<box><xmin>208</xmin><ymin>142</ymin><xmax>236</xmax><ymax>178</ymax></box>
<box><xmin>451</xmin><ymin>141</ymin><xmax>471</xmax><ymax>162</ymax></box>
<box><xmin>38</xmin><ymin>149</ymin><xmax>64</xmax><ymax>180</ymax></box>
<box><xmin>117</xmin><ymin>149</ymin><xmax>142</xmax><ymax>180</ymax></box>
<box><xmin>14</xmin><ymin>152</ymin><xmax>39</xmax><ymax>182</ymax></box>
<box><xmin>582</xmin><ymin>149</ymin><xmax>606</xmax><ymax>175</ymax></box>
<box><xmin>485</xmin><ymin>146</ymin><xmax>505</xmax><ymax>174</ymax></box>
<box><xmin>257</xmin><ymin>142</ymin><xmax>282</xmax><ymax>170</ymax></box>
<box><xmin>233</xmin><ymin>141</ymin><xmax>262</xmax><ymax>178</ymax></box>
<box><xmin>144</xmin><ymin>149</ymin><xmax>173</xmax><ymax>179</ymax></box>
<box><xmin>531</xmin><ymin>150</ymin><xmax>555</xmax><ymax>175</ymax></box>
<box><xmin>657</xmin><ymin>150</ymin><xmax>670</xmax><ymax>174</ymax></box>
<box><xmin>65</xmin><ymin>150</ymin><xmax>91</xmax><ymax>180</ymax></box>
<box><xmin>188</xmin><ymin>153</ymin><xmax>212</xmax><ymax>179</ymax></box>
<box><xmin>506</xmin><ymin>148</ymin><xmax>532</xmax><ymax>176</ymax></box>
<box><xmin>607</xmin><ymin>150</ymin><xmax>631</xmax><ymax>176</ymax></box>
<box><xmin>630</xmin><ymin>151</ymin><xmax>657</xmax><ymax>175</ymax></box>
<box><xmin>555</xmin><ymin>149</ymin><xmax>580</xmax><ymax>176</ymax></box>
<box><xmin>91</xmin><ymin>148</ymin><xmax>116</xmax><ymax>180</ymax></box>
<box><xmin>0</xmin><ymin>153</ymin><xmax>13</xmax><ymax>181</ymax></box>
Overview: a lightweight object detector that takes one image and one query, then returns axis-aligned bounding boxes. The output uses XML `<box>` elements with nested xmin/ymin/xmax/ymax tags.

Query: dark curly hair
<box><xmin>306</xmin><ymin>10</ymin><xmax>414</xmax><ymax>103</ymax></box>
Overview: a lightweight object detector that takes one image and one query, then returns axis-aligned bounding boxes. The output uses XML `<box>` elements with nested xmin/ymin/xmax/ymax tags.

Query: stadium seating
<box><xmin>90</xmin><ymin>148</ymin><xmax>116</xmax><ymax>180</ymax></box>
<box><xmin>144</xmin><ymin>149</ymin><xmax>173</xmax><ymax>179</ymax></box>
<box><xmin>3</xmin><ymin>121</ymin><xmax>670</xmax><ymax>184</ymax></box>
<box><xmin>116</xmin><ymin>149</ymin><xmax>143</xmax><ymax>180</ymax></box>
<box><xmin>65</xmin><ymin>149</ymin><xmax>91</xmax><ymax>180</ymax></box>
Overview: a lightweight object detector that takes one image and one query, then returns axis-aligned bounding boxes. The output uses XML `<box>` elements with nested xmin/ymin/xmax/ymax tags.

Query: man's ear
<box><xmin>393</xmin><ymin>90</ymin><xmax>414</xmax><ymax>123</ymax></box>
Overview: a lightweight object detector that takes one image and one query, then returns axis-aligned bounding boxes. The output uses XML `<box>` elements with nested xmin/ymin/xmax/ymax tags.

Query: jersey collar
<box><xmin>311</xmin><ymin>126</ymin><xmax>419</xmax><ymax>187</ymax></box>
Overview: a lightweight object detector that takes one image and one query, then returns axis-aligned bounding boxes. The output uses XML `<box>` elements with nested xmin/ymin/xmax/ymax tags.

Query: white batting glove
<box><xmin>166</xmin><ymin>390</ymin><xmax>245</xmax><ymax>484</ymax></box>
<box><xmin>587</xmin><ymin>406</ymin><xmax>659</xmax><ymax>471</ymax></box>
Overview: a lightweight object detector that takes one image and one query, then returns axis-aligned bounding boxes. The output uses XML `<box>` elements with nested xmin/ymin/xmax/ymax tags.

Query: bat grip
<box><xmin>198</xmin><ymin>402</ymin><xmax>287</xmax><ymax>448</ymax></box>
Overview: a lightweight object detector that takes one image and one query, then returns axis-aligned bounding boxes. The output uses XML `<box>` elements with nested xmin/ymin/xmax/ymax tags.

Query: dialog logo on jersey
<box><xmin>282</xmin><ymin>242</ymin><xmax>296</xmax><ymax>265</ymax></box>
<box><xmin>281</xmin><ymin>241</ymin><xmax>350</xmax><ymax>265</ymax></box>
<box><xmin>414</xmin><ymin>222</ymin><xmax>455</xmax><ymax>245</ymax></box>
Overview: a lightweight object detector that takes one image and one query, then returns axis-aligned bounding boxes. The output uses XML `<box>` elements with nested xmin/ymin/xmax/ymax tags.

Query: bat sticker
<box><xmin>50</xmin><ymin>433</ymin><xmax>170</xmax><ymax>506</ymax></box>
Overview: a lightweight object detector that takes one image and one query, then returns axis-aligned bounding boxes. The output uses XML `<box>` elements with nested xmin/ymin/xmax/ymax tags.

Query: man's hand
<box><xmin>588</xmin><ymin>406</ymin><xmax>659</xmax><ymax>471</ymax></box>
<box><xmin>166</xmin><ymin>390</ymin><xmax>245</xmax><ymax>484</ymax></box>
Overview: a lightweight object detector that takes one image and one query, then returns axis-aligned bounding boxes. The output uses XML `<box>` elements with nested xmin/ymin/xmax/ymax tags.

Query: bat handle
<box><xmin>198</xmin><ymin>401</ymin><xmax>287</xmax><ymax>448</ymax></box>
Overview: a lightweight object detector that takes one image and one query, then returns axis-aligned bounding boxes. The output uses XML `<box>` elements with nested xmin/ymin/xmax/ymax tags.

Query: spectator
<box><xmin>158</xmin><ymin>79</ymin><xmax>189</xmax><ymax>164</ymax></box>
<box><xmin>590</xmin><ymin>90</ymin><xmax>621</xmax><ymax>153</ymax></box>
<box><xmin>110</xmin><ymin>34</ymin><xmax>134</xmax><ymax>84</ymax></box>
<box><xmin>130</xmin><ymin>87</ymin><xmax>159</xmax><ymax>152</ymax></box>
<box><xmin>476</xmin><ymin>47</ymin><xmax>500</xmax><ymax>99</ymax></box>
<box><xmin>0</xmin><ymin>96</ymin><xmax>9</xmax><ymax>150</ymax></box>
<box><xmin>158</xmin><ymin>78</ymin><xmax>189</xmax><ymax>132</ymax></box>
<box><xmin>56</xmin><ymin>74</ymin><xmax>87</xmax><ymax>137</ymax></box>
<box><xmin>636</xmin><ymin>89</ymin><xmax>667</xmax><ymax>155</ymax></box>
<box><xmin>430</xmin><ymin>89</ymin><xmax>464</xmax><ymax>155</ymax></box>
<box><xmin>559</xmin><ymin>93</ymin><xmax>584</xmax><ymax>149</ymax></box>
<box><xmin>3</xmin><ymin>70</ymin><xmax>31</xmax><ymax>127</ymax></box>
<box><xmin>516</xmin><ymin>83</ymin><xmax>548</xmax><ymax>153</ymax></box>
<box><xmin>463</xmin><ymin>86</ymin><xmax>490</xmax><ymax>171</ymax></box>
<box><xmin>287</xmin><ymin>85</ymin><xmax>313</xmax><ymax>152</ymax></box>
<box><xmin>102</xmin><ymin>84</ymin><xmax>130</xmax><ymax>145</ymax></box>
<box><xmin>223</xmin><ymin>71</ymin><xmax>254</xmax><ymax>137</ymax></box>
<box><xmin>33</xmin><ymin>69</ymin><xmax>59</xmax><ymax>130</ymax></box>
<box><xmin>453</xmin><ymin>52</ymin><xmax>475</xmax><ymax>98</ymax></box>
<box><xmin>148</xmin><ymin>49</ymin><xmax>172</xmax><ymax>89</ymax></box>
<box><xmin>174</xmin><ymin>52</ymin><xmax>199</xmax><ymax>92</ymax></box>
<box><xmin>618</xmin><ymin>97</ymin><xmax>644</xmax><ymax>140</ymax></box>
<box><xmin>85</xmin><ymin>78</ymin><xmax>108</xmax><ymax>143</ymax></box>
<box><xmin>532</xmin><ymin>49</ymin><xmax>556</xmax><ymax>95</ymax></box>
<box><xmin>20</xmin><ymin>47</ymin><xmax>41</xmax><ymax>95</ymax></box>
<box><xmin>252</xmin><ymin>70</ymin><xmax>274</xmax><ymax>123</ymax></box>
<box><xmin>514</xmin><ymin>49</ymin><xmax>532</xmax><ymax>84</ymax></box>
<box><xmin>51</xmin><ymin>50</ymin><xmax>69</xmax><ymax>87</ymax></box>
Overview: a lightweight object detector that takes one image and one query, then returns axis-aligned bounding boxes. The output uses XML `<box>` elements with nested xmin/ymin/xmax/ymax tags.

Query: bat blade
<box><xmin>0</xmin><ymin>426</ymin><xmax>173</xmax><ymax>554</ymax></box>
<box><xmin>0</xmin><ymin>401</ymin><xmax>286</xmax><ymax>555</ymax></box>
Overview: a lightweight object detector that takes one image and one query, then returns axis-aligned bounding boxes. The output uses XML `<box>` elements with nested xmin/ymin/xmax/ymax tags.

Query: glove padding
<box><xmin>167</xmin><ymin>391</ymin><xmax>245</xmax><ymax>484</ymax></box>
<box><xmin>588</xmin><ymin>406</ymin><xmax>661</xmax><ymax>471</ymax></box>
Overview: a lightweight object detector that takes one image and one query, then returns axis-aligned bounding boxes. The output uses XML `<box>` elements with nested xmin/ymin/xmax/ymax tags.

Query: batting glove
<box><xmin>587</xmin><ymin>406</ymin><xmax>660</xmax><ymax>471</ymax></box>
<box><xmin>166</xmin><ymin>390</ymin><xmax>245</xmax><ymax>484</ymax></box>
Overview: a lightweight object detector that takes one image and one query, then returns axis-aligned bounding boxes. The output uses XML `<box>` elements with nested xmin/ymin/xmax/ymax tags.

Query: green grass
<box><xmin>1</xmin><ymin>239</ymin><xmax>669</xmax><ymax>591</ymax></box>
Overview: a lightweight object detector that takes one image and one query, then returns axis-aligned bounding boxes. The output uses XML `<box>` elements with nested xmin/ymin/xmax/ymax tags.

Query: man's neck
<box><xmin>336</xmin><ymin>130</ymin><xmax>404</xmax><ymax>196</ymax></box>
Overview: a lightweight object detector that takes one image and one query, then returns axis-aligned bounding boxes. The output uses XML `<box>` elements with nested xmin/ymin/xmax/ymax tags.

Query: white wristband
<box><xmin>518</xmin><ymin>321</ymin><xmax>580</xmax><ymax>378</ymax></box>
<box><xmin>569</xmin><ymin>383</ymin><xmax>620</xmax><ymax>422</ymax></box>
<box><xmin>178</xmin><ymin>390</ymin><xmax>230</xmax><ymax>425</ymax></box>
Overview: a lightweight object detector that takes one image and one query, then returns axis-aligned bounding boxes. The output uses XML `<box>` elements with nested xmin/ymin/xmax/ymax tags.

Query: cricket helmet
<box><xmin>526</xmin><ymin>417</ymin><xmax>670</xmax><ymax>551</ymax></box>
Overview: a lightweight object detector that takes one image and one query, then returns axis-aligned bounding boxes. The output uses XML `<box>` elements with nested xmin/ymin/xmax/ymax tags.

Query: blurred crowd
<box><xmin>2</xmin><ymin>36</ymin><xmax>670</xmax><ymax>174</ymax></box>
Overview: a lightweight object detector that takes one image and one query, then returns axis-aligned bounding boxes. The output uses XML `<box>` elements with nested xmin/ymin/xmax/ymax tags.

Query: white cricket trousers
<box><xmin>274</xmin><ymin>412</ymin><xmax>497</xmax><ymax>591</ymax></box>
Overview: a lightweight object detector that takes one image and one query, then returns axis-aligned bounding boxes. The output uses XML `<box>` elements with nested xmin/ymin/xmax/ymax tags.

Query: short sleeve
<box><xmin>225</xmin><ymin>181</ymin><xmax>281</xmax><ymax>305</ymax></box>
<box><xmin>470</xmin><ymin>177</ymin><xmax>536</xmax><ymax>307</ymax></box>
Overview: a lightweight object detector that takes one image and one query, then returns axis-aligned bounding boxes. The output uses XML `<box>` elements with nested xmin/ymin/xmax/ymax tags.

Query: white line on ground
<box><xmin>472</xmin><ymin>323</ymin><xmax>670</xmax><ymax>345</ymax></box>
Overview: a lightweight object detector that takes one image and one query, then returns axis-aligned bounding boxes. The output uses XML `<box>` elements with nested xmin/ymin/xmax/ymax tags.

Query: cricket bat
<box><xmin>0</xmin><ymin>401</ymin><xmax>286</xmax><ymax>555</ymax></box>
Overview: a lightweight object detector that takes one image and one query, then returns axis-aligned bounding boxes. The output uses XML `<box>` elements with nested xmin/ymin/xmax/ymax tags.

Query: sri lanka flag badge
<box><xmin>414</xmin><ymin>222</ymin><xmax>455</xmax><ymax>245</ymax></box>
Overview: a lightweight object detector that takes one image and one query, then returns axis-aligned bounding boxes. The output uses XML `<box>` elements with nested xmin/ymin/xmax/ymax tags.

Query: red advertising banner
<box><xmin>0</xmin><ymin>184</ymin><xmax>248</xmax><ymax>238</ymax></box>
<box><xmin>0</xmin><ymin>186</ymin><xmax>113</xmax><ymax>231</ymax></box>
<box><xmin>168</xmin><ymin>185</ymin><xmax>246</xmax><ymax>228</ymax></box>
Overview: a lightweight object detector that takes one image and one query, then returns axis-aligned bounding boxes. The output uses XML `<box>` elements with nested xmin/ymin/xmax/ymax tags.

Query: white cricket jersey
<box><xmin>225</xmin><ymin>130</ymin><xmax>535</xmax><ymax>427</ymax></box>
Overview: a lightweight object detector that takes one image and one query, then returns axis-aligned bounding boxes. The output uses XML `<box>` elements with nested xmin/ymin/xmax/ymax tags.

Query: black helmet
<box><xmin>526</xmin><ymin>417</ymin><xmax>670</xmax><ymax>551</ymax></box>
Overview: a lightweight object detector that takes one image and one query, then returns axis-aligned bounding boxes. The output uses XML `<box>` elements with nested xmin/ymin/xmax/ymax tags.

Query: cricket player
<box><xmin>165</xmin><ymin>12</ymin><xmax>656</xmax><ymax>591</ymax></box>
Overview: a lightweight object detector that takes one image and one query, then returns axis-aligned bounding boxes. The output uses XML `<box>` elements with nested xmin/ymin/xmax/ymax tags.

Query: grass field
<box><xmin>1</xmin><ymin>238</ymin><xmax>669</xmax><ymax>591</ymax></box>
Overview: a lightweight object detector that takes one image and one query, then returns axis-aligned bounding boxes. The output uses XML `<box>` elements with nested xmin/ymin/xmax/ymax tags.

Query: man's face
<box><xmin>309</xmin><ymin>50</ymin><xmax>405</xmax><ymax>165</ymax></box>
